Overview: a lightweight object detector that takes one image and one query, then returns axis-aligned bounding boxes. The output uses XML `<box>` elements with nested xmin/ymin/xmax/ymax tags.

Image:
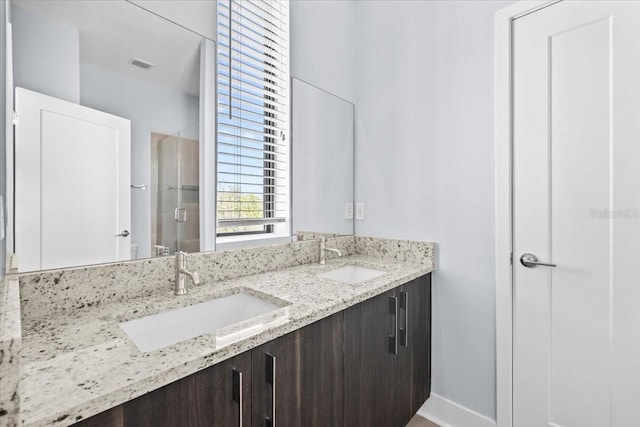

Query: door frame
<box><xmin>494</xmin><ymin>1</ymin><xmax>561</xmax><ymax>426</ymax></box>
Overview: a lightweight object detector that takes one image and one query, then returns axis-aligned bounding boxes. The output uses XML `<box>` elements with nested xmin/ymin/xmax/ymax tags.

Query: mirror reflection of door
<box><xmin>8</xmin><ymin>0</ymin><xmax>210</xmax><ymax>270</ymax></box>
<box><xmin>151</xmin><ymin>125</ymin><xmax>200</xmax><ymax>257</ymax></box>
<box><xmin>14</xmin><ymin>88</ymin><xmax>131</xmax><ymax>271</ymax></box>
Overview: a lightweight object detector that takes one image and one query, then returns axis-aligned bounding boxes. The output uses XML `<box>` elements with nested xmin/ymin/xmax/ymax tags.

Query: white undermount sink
<box><xmin>120</xmin><ymin>292</ymin><xmax>289</xmax><ymax>353</ymax></box>
<box><xmin>317</xmin><ymin>265</ymin><xmax>386</xmax><ymax>285</ymax></box>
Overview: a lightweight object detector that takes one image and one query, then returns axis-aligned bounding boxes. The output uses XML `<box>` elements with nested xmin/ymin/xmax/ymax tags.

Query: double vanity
<box><xmin>0</xmin><ymin>235</ymin><xmax>435</xmax><ymax>427</ymax></box>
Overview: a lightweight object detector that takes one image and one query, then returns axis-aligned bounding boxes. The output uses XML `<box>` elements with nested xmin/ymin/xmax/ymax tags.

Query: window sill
<box><xmin>216</xmin><ymin>233</ymin><xmax>292</xmax><ymax>251</ymax></box>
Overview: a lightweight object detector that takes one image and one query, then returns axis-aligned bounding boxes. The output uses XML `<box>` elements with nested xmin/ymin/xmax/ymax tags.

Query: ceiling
<box><xmin>12</xmin><ymin>0</ymin><xmax>208</xmax><ymax>96</ymax></box>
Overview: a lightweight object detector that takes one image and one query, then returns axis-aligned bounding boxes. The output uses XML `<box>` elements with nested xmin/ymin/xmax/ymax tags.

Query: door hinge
<box><xmin>12</xmin><ymin>111</ymin><xmax>18</xmax><ymax>126</ymax></box>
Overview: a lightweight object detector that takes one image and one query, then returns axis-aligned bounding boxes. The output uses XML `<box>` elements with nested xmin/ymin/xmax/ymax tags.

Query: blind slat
<box><xmin>217</xmin><ymin>102</ymin><xmax>288</xmax><ymax>128</ymax></box>
<box><xmin>218</xmin><ymin>34</ymin><xmax>289</xmax><ymax>73</ymax></box>
<box><xmin>219</xmin><ymin>54</ymin><xmax>288</xmax><ymax>86</ymax></box>
<box><xmin>219</xmin><ymin>81</ymin><xmax>287</xmax><ymax>110</ymax></box>
<box><xmin>221</xmin><ymin>0</ymin><xmax>289</xmax><ymax>30</ymax></box>
<box><xmin>219</xmin><ymin>68</ymin><xmax>286</xmax><ymax>99</ymax></box>
<box><xmin>218</xmin><ymin>190</ymin><xmax>287</xmax><ymax>197</ymax></box>
<box><xmin>220</xmin><ymin>6</ymin><xmax>288</xmax><ymax>42</ymax></box>
<box><xmin>219</xmin><ymin>19</ymin><xmax>287</xmax><ymax>58</ymax></box>
<box><xmin>217</xmin><ymin>217</ymin><xmax>287</xmax><ymax>228</ymax></box>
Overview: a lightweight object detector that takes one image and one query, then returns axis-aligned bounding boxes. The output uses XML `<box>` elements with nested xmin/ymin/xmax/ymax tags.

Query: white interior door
<box><xmin>513</xmin><ymin>2</ymin><xmax>640</xmax><ymax>426</ymax></box>
<box><xmin>15</xmin><ymin>88</ymin><xmax>131</xmax><ymax>271</ymax></box>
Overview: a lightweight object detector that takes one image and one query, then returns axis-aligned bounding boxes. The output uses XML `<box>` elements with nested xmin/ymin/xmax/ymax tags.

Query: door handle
<box><xmin>174</xmin><ymin>207</ymin><xmax>187</xmax><ymax>223</ymax></box>
<box><xmin>399</xmin><ymin>291</ymin><xmax>408</xmax><ymax>347</ymax></box>
<box><xmin>115</xmin><ymin>230</ymin><xmax>130</xmax><ymax>237</ymax></box>
<box><xmin>520</xmin><ymin>253</ymin><xmax>556</xmax><ymax>268</ymax></box>
<box><xmin>389</xmin><ymin>296</ymin><xmax>398</xmax><ymax>355</ymax></box>
<box><xmin>232</xmin><ymin>368</ymin><xmax>243</xmax><ymax>427</ymax></box>
<box><xmin>265</xmin><ymin>353</ymin><xmax>276</xmax><ymax>427</ymax></box>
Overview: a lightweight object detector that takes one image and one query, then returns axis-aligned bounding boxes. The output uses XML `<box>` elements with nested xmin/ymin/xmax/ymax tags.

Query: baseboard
<box><xmin>417</xmin><ymin>393</ymin><xmax>497</xmax><ymax>427</ymax></box>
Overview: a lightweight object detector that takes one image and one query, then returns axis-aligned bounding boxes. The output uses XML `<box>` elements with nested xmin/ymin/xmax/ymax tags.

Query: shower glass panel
<box><xmin>152</xmin><ymin>123</ymin><xmax>200</xmax><ymax>256</ymax></box>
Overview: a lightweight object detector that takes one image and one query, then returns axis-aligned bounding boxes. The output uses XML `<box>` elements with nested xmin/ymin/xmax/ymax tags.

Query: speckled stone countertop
<box><xmin>0</xmin><ymin>277</ymin><xmax>21</xmax><ymax>426</ymax></box>
<box><xmin>1</xmin><ymin>236</ymin><xmax>435</xmax><ymax>427</ymax></box>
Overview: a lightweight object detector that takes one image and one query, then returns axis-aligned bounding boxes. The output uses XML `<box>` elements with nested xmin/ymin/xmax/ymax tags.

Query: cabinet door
<box><xmin>343</xmin><ymin>289</ymin><xmax>398</xmax><ymax>427</ymax></box>
<box><xmin>76</xmin><ymin>351</ymin><xmax>252</xmax><ymax>427</ymax></box>
<box><xmin>251</xmin><ymin>312</ymin><xmax>344</xmax><ymax>427</ymax></box>
<box><xmin>124</xmin><ymin>351</ymin><xmax>252</xmax><ymax>427</ymax></box>
<box><xmin>394</xmin><ymin>275</ymin><xmax>432</xmax><ymax>426</ymax></box>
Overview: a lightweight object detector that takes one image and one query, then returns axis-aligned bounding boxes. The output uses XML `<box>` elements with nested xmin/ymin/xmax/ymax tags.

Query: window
<box><xmin>216</xmin><ymin>0</ymin><xmax>290</xmax><ymax>238</ymax></box>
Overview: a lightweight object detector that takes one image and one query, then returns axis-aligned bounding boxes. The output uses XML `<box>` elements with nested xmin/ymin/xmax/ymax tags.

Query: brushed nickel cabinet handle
<box><xmin>232</xmin><ymin>368</ymin><xmax>243</xmax><ymax>427</ymax></box>
<box><xmin>266</xmin><ymin>353</ymin><xmax>276</xmax><ymax>427</ymax></box>
<box><xmin>389</xmin><ymin>296</ymin><xmax>398</xmax><ymax>355</ymax></box>
<box><xmin>399</xmin><ymin>291</ymin><xmax>408</xmax><ymax>347</ymax></box>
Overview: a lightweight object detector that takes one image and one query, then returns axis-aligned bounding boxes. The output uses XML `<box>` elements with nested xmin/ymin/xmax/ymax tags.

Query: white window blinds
<box><xmin>216</xmin><ymin>0</ymin><xmax>290</xmax><ymax>235</ymax></box>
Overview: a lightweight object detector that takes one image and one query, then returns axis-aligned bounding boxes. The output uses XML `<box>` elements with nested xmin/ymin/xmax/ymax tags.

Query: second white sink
<box><xmin>317</xmin><ymin>265</ymin><xmax>386</xmax><ymax>285</ymax></box>
<box><xmin>120</xmin><ymin>292</ymin><xmax>289</xmax><ymax>353</ymax></box>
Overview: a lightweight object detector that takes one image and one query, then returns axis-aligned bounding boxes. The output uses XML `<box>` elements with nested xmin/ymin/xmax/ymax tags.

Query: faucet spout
<box><xmin>319</xmin><ymin>237</ymin><xmax>343</xmax><ymax>265</ymax></box>
<box><xmin>324</xmin><ymin>248</ymin><xmax>342</xmax><ymax>257</ymax></box>
<box><xmin>180</xmin><ymin>269</ymin><xmax>201</xmax><ymax>286</ymax></box>
<box><xmin>175</xmin><ymin>251</ymin><xmax>201</xmax><ymax>295</ymax></box>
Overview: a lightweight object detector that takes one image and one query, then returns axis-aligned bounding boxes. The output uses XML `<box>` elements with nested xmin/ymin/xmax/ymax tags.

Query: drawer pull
<box><xmin>399</xmin><ymin>291</ymin><xmax>408</xmax><ymax>347</ymax></box>
<box><xmin>232</xmin><ymin>368</ymin><xmax>243</xmax><ymax>427</ymax></box>
<box><xmin>266</xmin><ymin>353</ymin><xmax>276</xmax><ymax>427</ymax></box>
<box><xmin>389</xmin><ymin>296</ymin><xmax>398</xmax><ymax>355</ymax></box>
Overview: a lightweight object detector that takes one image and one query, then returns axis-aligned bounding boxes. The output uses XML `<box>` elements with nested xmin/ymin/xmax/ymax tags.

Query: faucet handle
<box><xmin>191</xmin><ymin>271</ymin><xmax>201</xmax><ymax>286</ymax></box>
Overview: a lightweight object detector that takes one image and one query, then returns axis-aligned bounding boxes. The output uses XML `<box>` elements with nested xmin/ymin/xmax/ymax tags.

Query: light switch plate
<box><xmin>345</xmin><ymin>203</ymin><xmax>354</xmax><ymax>220</ymax></box>
<box><xmin>355</xmin><ymin>202</ymin><xmax>365</xmax><ymax>220</ymax></box>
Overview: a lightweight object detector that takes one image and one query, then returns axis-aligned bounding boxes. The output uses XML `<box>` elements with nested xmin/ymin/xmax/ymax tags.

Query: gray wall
<box><xmin>290</xmin><ymin>0</ymin><xmax>357</xmax><ymax>240</ymax></box>
<box><xmin>354</xmin><ymin>0</ymin><xmax>512</xmax><ymax>420</ymax></box>
<box><xmin>0</xmin><ymin>0</ymin><xmax>6</xmax><ymax>274</ymax></box>
<box><xmin>128</xmin><ymin>0</ymin><xmax>216</xmax><ymax>41</ymax></box>
<box><xmin>11</xmin><ymin>5</ymin><xmax>79</xmax><ymax>103</ymax></box>
<box><xmin>290</xmin><ymin>0</ymin><xmax>356</xmax><ymax>103</ymax></box>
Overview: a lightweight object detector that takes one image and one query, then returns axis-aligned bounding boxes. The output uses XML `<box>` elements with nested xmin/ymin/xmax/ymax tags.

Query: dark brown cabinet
<box><xmin>77</xmin><ymin>313</ymin><xmax>343</xmax><ymax>427</ymax></box>
<box><xmin>76</xmin><ymin>350</ymin><xmax>252</xmax><ymax>427</ymax></box>
<box><xmin>394</xmin><ymin>275</ymin><xmax>432</xmax><ymax>425</ymax></box>
<box><xmin>344</xmin><ymin>288</ymin><xmax>398</xmax><ymax>426</ymax></box>
<box><xmin>75</xmin><ymin>275</ymin><xmax>430</xmax><ymax>427</ymax></box>
<box><xmin>251</xmin><ymin>311</ymin><xmax>344</xmax><ymax>427</ymax></box>
<box><xmin>344</xmin><ymin>275</ymin><xmax>431</xmax><ymax>427</ymax></box>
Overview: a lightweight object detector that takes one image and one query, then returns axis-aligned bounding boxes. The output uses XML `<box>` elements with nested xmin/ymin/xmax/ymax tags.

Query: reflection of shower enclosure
<box><xmin>151</xmin><ymin>123</ymin><xmax>200</xmax><ymax>256</ymax></box>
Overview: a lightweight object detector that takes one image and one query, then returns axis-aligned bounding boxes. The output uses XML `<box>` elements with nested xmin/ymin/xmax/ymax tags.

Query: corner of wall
<box><xmin>1</xmin><ymin>0</ymin><xmax>7</xmax><ymax>276</ymax></box>
<box><xmin>418</xmin><ymin>393</ymin><xmax>497</xmax><ymax>427</ymax></box>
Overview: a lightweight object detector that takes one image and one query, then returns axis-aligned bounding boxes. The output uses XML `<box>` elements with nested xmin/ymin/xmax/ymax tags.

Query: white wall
<box><xmin>128</xmin><ymin>0</ymin><xmax>216</xmax><ymax>41</ymax></box>
<box><xmin>290</xmin><ymin>0</ymin><xmax>356</xmax><ymax>103</ymax></box>
<box><xmin>354</xmin><ymin>0</ymin><xmax>512</xmax><ymax>420</ymax></box>
<box><xmin>290</xmin><ymin>0</ymin><xmax>357</xmax><ymax>239</ymax></box>
<box><xmin>0</xmin><ymin>0</ymin><xmax>6</xmax><ymax>274</ymax></box>
<box><xmin>11</xmin><ymin>5</ymin><xmax>79</xmax><ymax>103</ymax></box>
<box><xmin>80</xmin><ymin>62</ymin><xmax>199</xmax><ymax>258</ymax></box>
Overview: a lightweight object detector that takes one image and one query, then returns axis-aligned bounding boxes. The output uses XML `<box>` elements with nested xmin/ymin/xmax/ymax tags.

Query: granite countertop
<box><xmin>18</xmin><ymin>254</ymin><xmax>434</xmax><ymax>426</ymax></box>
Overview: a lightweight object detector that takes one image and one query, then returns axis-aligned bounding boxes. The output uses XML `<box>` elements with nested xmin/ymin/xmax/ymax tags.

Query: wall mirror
<box><xmin>291</xmin><ymin>78</ymin><xmax>354</xmax><ymax>237</ymax></box>
<box><xmin>5</xmin><ymin>0</ymin><xmax>354</xmax><ymax>273</ymax></box>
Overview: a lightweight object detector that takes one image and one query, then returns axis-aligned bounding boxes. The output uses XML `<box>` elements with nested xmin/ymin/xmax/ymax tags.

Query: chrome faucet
<box><xmin>320</xmin><ymin>236</ymin><xmax>343</xmax><ymax>265</ymax></box>
<box><xmin>175</xmin><ymin>251</ymin><xmax>201</xmax><ymax>295</ymax></box>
